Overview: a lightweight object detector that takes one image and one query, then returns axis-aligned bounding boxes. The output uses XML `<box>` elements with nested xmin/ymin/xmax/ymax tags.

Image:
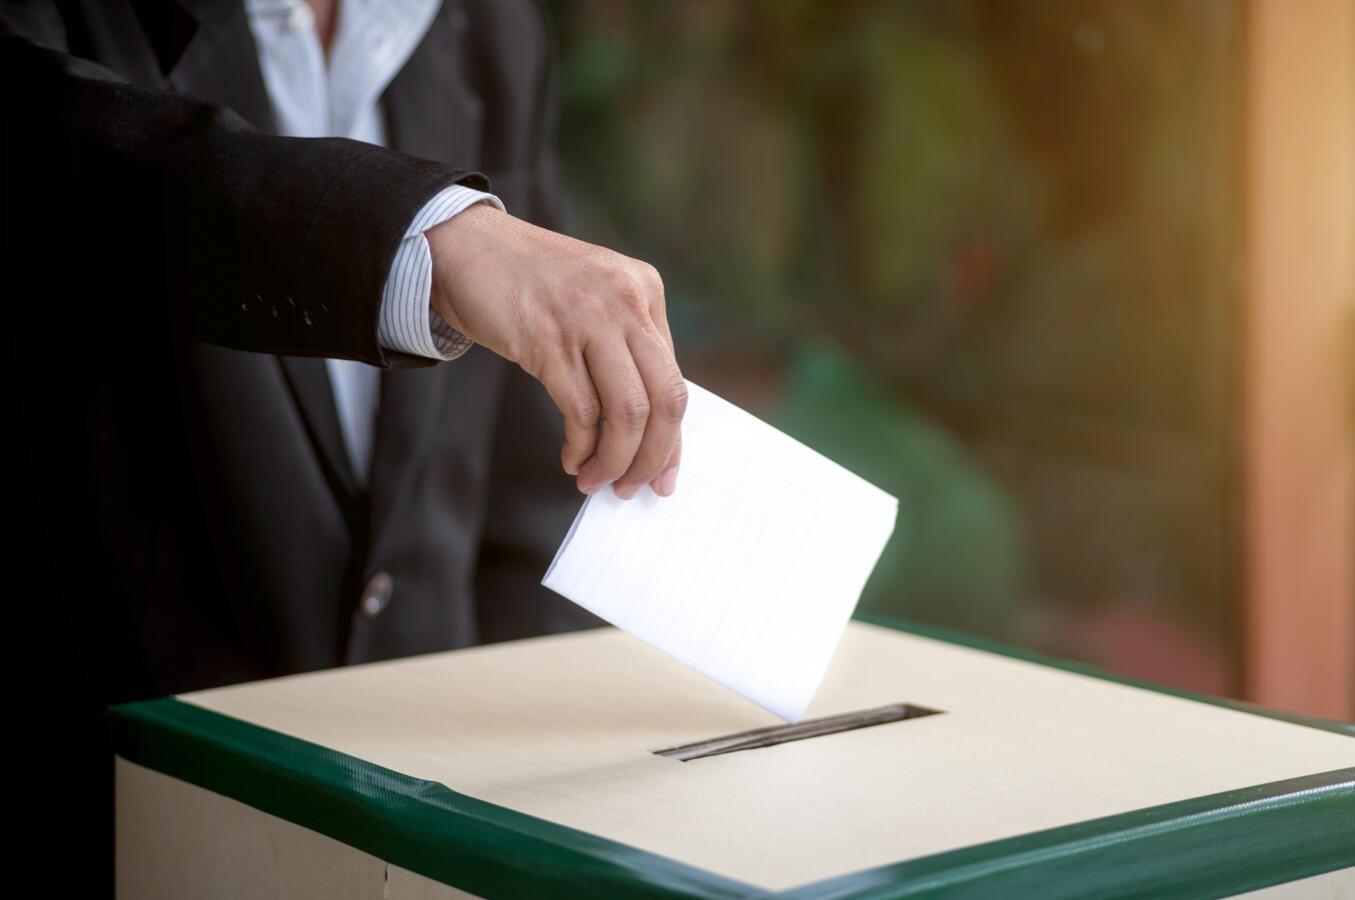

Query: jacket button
<box><xmin>301</xmin><ymin>299</ymin><xmax>327</xmax><ymax>326</ymax></box>
<box><xmin>360</xmin><ymin>572</ymin><xmax>393</xmax><ymax>618</ymax></box>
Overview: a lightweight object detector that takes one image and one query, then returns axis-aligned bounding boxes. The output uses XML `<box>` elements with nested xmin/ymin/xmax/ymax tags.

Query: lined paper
<box><xmin>543</xmin><ymin>381</ymin><xmax>898</xmax><ymax>721</ymax></box>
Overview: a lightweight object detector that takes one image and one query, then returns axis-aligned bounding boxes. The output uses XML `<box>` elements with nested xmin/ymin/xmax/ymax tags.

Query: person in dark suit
<box><xmin>1</xmin><ymin>0</ymin><xmax>686</xmax><ymax>882</ymax></box>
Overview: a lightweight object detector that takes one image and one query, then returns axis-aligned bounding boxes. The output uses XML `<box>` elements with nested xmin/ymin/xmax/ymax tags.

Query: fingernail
<box><xmin>577</xmin><ymin>477</ymin><xmax>597</xmax><ymax>495</ymax></box>
<box><xmin>613</xmin><ymin>482</ymin><xmax>639</xmax><ymax>500</ymax></box>
<box><xmin>657</xmin><ymin>466</ymin><xmax>678</xmax><ymax>497</ymax></box>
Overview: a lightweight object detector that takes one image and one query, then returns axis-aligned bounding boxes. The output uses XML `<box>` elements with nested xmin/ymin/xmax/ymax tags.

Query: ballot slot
<box><xmin>653</xmin><ymin>703</ymin><xmax>943</xmax><ymax>762</ymax></box>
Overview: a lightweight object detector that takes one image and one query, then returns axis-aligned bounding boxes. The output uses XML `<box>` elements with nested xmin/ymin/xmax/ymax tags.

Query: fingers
<box><xmin>638</xmin><ymin>264</ymin><xmax>684</xmax><ymax>499</ymax></box>
<box><xmin>576</xmin><ymin>339</ymin><xmax>650</xmax><ymax>495</ymax></box>
<box><xmin>638</xmin><ymin>262</ymin><xmax>675</xmax><ymax>352</ymax></box>
<box><xmin>611</xmin><ymin>328</ymin><xmax>686</xmax><ymax>498</ymax></box>
<box><xmin>538</xmin><ymin>353</ymin><xmax>601</xmax><ymax>476</ymax></box>
<box><xmin>650</xmin><ymin>431</ymin><xmax>682</xmax><ymax>497</ymax></box>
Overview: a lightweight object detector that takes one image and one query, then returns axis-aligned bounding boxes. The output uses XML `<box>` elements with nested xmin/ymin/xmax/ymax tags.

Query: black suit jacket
<box><xmin>1</xmin><ymin>0</ymin><xmax>598</xmax><ymax>706</ymax></box>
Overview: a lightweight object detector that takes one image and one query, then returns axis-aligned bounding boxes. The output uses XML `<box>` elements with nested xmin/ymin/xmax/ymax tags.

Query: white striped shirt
<box><xmin>246</xmin><ymin>0</ymin><xmax>500</xmax><ymax>483</ymax></box>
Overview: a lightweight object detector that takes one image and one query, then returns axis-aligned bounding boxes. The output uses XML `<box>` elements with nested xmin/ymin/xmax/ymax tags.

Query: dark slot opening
<box><xmin>653</xmin><ymin>703</ymin><xmax>943</xmax><ymax>762</ymax></box>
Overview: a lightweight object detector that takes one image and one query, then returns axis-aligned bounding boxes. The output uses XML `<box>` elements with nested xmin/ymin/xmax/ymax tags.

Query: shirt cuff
<box><xmin>378</xmin><ymin>184</ymin><xmax>505</xmax><ymax>361</ymax></box>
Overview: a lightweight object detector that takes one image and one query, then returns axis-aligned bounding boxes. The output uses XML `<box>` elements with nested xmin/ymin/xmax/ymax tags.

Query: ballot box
<box><xmin>111</xmin><ymin>618</ymin><xmax>1355</xmax><ymax>899</ymax></box>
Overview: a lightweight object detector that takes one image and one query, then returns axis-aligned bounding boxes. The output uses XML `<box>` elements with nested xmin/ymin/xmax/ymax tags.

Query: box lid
<box><xmin>110</xmin><ymin>617</ymin><xmax>1355</xmax><ymax>898</ymax></box>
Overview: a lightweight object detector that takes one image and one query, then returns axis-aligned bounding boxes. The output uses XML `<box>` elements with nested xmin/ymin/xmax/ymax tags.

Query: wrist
<box><xmin>426</xmin><ymin>201</ymin><xmax>505</xmax><ymax>334</ymax></box>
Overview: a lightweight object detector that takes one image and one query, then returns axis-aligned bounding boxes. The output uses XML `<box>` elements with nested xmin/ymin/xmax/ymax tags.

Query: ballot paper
<box><xmin>543</xmin><ymin>381</ymin><xmax>898</xmax><ymax>722</ymax></box>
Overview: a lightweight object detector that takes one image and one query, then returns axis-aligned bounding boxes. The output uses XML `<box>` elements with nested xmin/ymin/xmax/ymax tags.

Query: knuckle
<box><xmin>659</xmin><ymin>378</ymin><xmax>688</xmax><ymax>419</ymax></box>
<box><xmin>572</xmin><ymin>394</ymin><xmax>602</xmax><ymax>428</ymax></box>
<box><xmin>616</xmin><ymin>280</ymin><xmax>647</xmax><ymax>313</ymax></box>
<box><xmin>614</xmin><ymin>389</ymin><xmax>651</xmax><ymax>426</ymax></box>
<box><xmin>636</xmin><ymin>261</ymin><xmax>663</xmax><ymax>290</ymax></box>
<box><xmin>602</xmin><ymin>263</ymin><xmax>650</xmax><ymax>312</ymax></box>
<box><xmin>635</xmin><ymin>263</ymin><xmax>666</xmax><ymax>316</ymax></box>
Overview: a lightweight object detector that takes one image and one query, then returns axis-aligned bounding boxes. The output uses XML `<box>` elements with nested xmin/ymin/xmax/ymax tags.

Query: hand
<box><xmin>426</xmin><ymin>203</ymin><xmax>686</xmax><ymax>498</ymax></box>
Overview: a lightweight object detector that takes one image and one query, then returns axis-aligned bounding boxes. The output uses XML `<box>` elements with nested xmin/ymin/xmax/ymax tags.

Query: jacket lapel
<box><xmin>383</xmin><ymin>0</ymin><xmax>480</xmax><ymax>167</ymax></box>
<box><xmin>366</xmin><ymin>367</ymin><xmax>449</xmax><ymax>558</ymax></box>
<box><xmin>276</xmin><ymin>357</ymin><xmax>361</xmax><ymax>503</ymax></box>
<box><xmin>163</xmin><ymin>0</ymin><xmax>276</xmax><ymax>130</ymax></box>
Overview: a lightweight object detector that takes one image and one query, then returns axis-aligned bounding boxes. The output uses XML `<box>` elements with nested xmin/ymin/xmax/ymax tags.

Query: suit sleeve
<box><xmin>0</xmin><ymin>11</ymin><xmax>483</xmax><ymax>366</ymax></box>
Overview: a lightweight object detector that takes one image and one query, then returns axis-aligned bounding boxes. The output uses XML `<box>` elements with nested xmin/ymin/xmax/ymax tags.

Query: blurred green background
<box><xmin>547</xmin><ymin>0</ymin><xmax>1241</xmax><ymax>696</ymax></box>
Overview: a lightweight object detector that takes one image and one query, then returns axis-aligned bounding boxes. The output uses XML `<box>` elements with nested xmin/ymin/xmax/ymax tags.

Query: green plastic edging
<box><xmin>109</xmin><ymin>697</ymin><xmax>764</xmax><ymax>900</ymax></box>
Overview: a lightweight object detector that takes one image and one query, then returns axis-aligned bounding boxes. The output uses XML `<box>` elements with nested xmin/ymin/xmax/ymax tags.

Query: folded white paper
<box><xmin>543</xmin><ymin>381</ymin><xmax>898</xmax><ymax>722</ymax></box>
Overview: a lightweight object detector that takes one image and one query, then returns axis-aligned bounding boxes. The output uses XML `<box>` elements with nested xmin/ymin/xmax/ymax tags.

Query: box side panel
<box><xmin>388</xmin><ymin>866</ymin><xmax>483</xmax><ymax>900</ymax></box>
<box><xmin>1229</xmin><ymin>867</ymin><xmax>1355</xmax><ymax>899</ymax></box>
<box><xmin>116</xmin><ymin>757</ymin><xmax>386</xmax><ymax>900</ymax></box>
